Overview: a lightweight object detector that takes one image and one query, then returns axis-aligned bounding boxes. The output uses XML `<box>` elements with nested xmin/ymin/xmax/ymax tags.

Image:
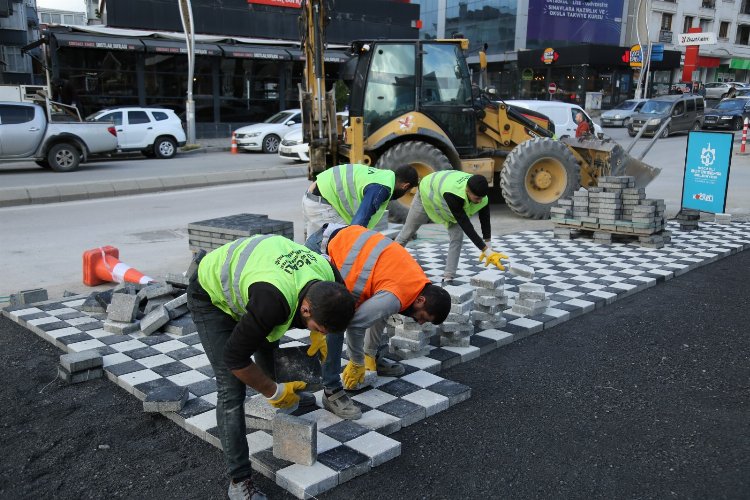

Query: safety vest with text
<box><xmin>326</xmin><ymin>225</ymin><xmax>430</xmax><ymax>308</ymax></box>
<box><xmin>197</xmin><ymin>235</ymin><xmax>334</xmax><ymax>341</ymax></box>
<box><xmin>317</xmin><ymin>164</ymin><xmax>395</xmax><ymax>228</ymax></box>
<box><xmin>419</xmin><ymin>171</ymin><xmax>488</xmax><ymax>226</ymax></box>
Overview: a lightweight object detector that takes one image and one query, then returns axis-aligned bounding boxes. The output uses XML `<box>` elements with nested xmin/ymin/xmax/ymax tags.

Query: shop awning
<box><xmin>218</xmin><ymin>44</ymin><xmax>291</xmax><ymax>60</ymax></box>
<box><xmin>285</xmin><ymin>47</ymin><xmax>351</xmax><ymax>63</ymax></box>
<box><xmin>697</xmin><ymin>56</ymin><xmax>720</xmax><ymax>68</ymax></box>
<box><xmin>52</xmin><ymin>32</ymin><xmax>144</xmax><ymax>51</ymax></box>
<box><xmin>730</xmin><ymin>58</ymin><xmax>750</xmax><ymax>70</ymax></box>
<box><xmin>141</xmin><ymin>39</ymin><xmax>221</xmax><ymax>56</ymax></box>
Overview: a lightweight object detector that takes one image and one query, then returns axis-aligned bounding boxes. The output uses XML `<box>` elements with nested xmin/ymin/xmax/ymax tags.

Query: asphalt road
<box><xmin>2</xmin><ymin>238</ymin><xmax>748</xmax><ymax>499</ymax></box>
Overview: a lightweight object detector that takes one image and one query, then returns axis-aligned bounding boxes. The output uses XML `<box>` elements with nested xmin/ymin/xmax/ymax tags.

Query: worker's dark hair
<box><xmin>395</xmin><ymin>165</ymin><xmax>419</xmax><ymax>188</ymax></box>
<box><xmin>305</xmin><ymin>281</ymin><xmax>356</xmax><ymax>332</ymax></box>
<box><xmin>467</xmin><ymin>174</ymin><xmax>489</xmax><ymax>198</ymax></box>
<box><xmin>421</xmin><ymin>283</ymin><xmax>451</xmax><ymax>324</ymax></box>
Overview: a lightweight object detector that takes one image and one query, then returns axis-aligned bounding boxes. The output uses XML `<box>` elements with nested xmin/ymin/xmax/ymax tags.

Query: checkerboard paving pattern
<box><xmin>3</xmin><ymin>221</ymin><xmax>749</xmax><ymax>498</ymax></box>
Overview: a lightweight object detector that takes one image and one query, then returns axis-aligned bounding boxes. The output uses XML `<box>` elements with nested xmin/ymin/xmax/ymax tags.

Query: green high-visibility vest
<box><xmin>419</xmin><ymin>171</ymin><xmax>488</xmax><ymax>226</ymax></box>
<box><xmin>317</xmin><ymin>164</ymin><xmax>395</xmax><ymax>228</ymax></box>
<box><xmin>197</xmin><ymin>235</ymin><xmax>334</xmax><ymax>341</ymax></box>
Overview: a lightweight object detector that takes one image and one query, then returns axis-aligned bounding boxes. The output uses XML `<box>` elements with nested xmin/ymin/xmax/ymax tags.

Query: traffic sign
<box><xmin>548</xmin><ymin>82</ymin><xmax>557</xmax><ymax>94</ymax></box>
<box><xmin>678</xmin><ymin>32</ymin><xmax>717</xmax><ymax>46</ymax></box>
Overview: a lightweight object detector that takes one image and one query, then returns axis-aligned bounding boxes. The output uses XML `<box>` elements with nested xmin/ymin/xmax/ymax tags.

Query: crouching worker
<box><xmin>187</xmin><ymin>235</ymin><xmax>355</xmax><ymax>500</ymax></box>
<box><xmin>305</xmin><ymin>224</ymin><xmax>451</xmax><ymax>419</ymax></box>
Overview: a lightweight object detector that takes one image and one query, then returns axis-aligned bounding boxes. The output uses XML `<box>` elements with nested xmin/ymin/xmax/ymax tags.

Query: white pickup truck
<box><xmin>0</xmin><ymin>100</ymin><xmax>118</xmax><ymax>172</ymax></box>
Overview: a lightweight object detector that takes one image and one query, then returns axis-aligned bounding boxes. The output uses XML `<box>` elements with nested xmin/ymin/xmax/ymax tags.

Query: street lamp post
<box><xmin>178</xmin><ymin>0</ymin><xmax>196</xmax><ymax>144</ymax></box>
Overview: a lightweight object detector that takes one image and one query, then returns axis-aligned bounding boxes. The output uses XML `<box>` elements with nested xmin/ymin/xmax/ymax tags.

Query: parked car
<box><xmin>278</xmin><ymin>112</ymin><xmax>348</xmax><ymax>162</ymax></box>
<box><xmin>599</xmin><ymin>98</ymin><xmax>648</xmax><ymax>127</ymax></box>
<box><xmin>502</xmin><ymin>100</ymin><xmax>603</xmax><ymax>138</ymax></box>
<box><xmin>87</xmin><ymin>107</ymin><xmax>186</xmax><ymax>159</ymax></box>
<box><xmin>233</xmin><ymin>109</ymin><xmax>302</xmax><ymax>153</ymax></box>
<box><xmin>702</xmin><ymin>98</ymin><xmax>750</xmax><ymax>130</ymax></box>
<box><xmin>0</xmin><ymin>100</ymin><xmax>118</xmax><ymax>171</ymax></box>
<box><xmin>703</xmin><ymin>82</ymin><xmax>749</xmax><ymax>99</ymax></box>
<box><xmin>628</xmin><ymin>94</ymin><xmax>704</xmax><ymax>138</ymax></box>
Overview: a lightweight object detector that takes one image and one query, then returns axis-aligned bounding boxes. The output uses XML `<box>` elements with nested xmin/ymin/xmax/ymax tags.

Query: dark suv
<box><xmin>702</xmin><ymin>98</ymin><xmax>750</xmax><ymax>130</ymax></box>
<box><xmin>628</xmin><ymin>94</ymin><xmax>705</xmax><ymax>137</ymax></box>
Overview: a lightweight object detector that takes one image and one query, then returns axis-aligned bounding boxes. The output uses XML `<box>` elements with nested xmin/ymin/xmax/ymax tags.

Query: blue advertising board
<box><xmin>527</xmin><ymin>0</ymin><xmax>624</xmax><ymax>45</ymax></box>
<box><xmin>681</xmin><ymin>131</ymin><xmax>733</xmax><ymax>213</ymax></box>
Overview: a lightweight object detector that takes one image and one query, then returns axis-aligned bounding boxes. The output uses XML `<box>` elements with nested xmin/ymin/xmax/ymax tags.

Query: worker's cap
<box><xmin>467</xmin><ymin>175</ymin><xmax>489</xmax><ymax>197</ymax></box>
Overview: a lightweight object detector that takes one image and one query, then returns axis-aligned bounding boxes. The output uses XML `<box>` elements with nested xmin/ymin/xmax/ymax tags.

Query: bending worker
<box><xmin>395</xmin><ymin>171</ymin><xmax>508</xmax><ymax>284</ymax></box>
<box><xmin>306</xmin><ymin>223</ymin><xmax>451</xmax><ymax>419</ymax></box>
<box><xmin>302</xmin><ymin>163</ymin><xmax>418</xmax><ymax>239</ymax></box>
<box><xmin>187</xmin><ymin>235</ymin><xmax>355</xmax><ymax>500</ymax></box>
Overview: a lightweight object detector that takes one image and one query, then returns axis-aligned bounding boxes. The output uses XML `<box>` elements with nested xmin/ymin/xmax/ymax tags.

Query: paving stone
<box><xmin>274</xmin><ymin>461</ymin><xmax>338</xmax><ymax>499</ymax></box>
<box><xmin>320</xmin><ymin>420</ymin><xmax>370</xmax><ymax>443</ymax></box>
<box><xmin>59</xmin><ymin>350</ymin><xmax>102</xmax><ymax>372</ymax></box>
<box><xmin>58</xmin><ymin>366</ymin><xmax>103</xmax><ymax>384</ymax></box>
<box><xmin>469</xmin><ymin>270</ymin><xmax>504</xmax><ymax>288</ymax></box>
<box><xmin>377</xmin><ymin>398</ymin><xmax>426</xmax><ymax>427</ymax></box>
<box><xmin>140</xmin><ymin>306</ymin><xmax>170</xmax><ymax>335</ymax></box>
<box><xmin>274</xmin><ymin>345</ymin><xmax>323</xmax><ymax>389</ymax></box>
<box><xmin>273</xmin><ymin>413</ymin><xmax>317</xmax><ymax>466</ymax></box>
<box><xmin>163</xmin><ymin>315</ymin><xmax>197</xmax><ymax>336</ymax></box>
<box><xmin>9</xmin><ymin>288</ymin><xmax>48</xmax><ymax>307</ymax></box>
<box><xmin>317</xmin><ymin>445</ymin><xmax>371</xmax><ymax>483</ymax></box>
<box><xmin>508</xmin><ymin>263</ymin><xmax>535</xmax><ymax>279</ymax></box>
<box><xmin>143</xmin><ymin>385</ymin><xmax>189</xmax><ymax>412</ymax></box>
<box><xmin>442</xmin><ymin>284</ymin><xmax>474</xmax><ymax>303</ymax></box>
<box><xmin>106</xmin><ymin>293</ymin><xmax>140</xmax><ymax>323</ymax></box>
<box><xmin>103</xmin><ymin>320</ymin><xmax>141</xmax><ymax>335</ymax></box>
<box><xmin>427</xmin><ymin>379</ymin><xmax>472</xmax><ymax>406</ymax></box>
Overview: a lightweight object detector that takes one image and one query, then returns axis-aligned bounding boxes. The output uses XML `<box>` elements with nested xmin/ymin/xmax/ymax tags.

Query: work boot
<box><xmin>298</xmin><ymin>391</ymin><xmax>316</xmax><ymax>407</ymax></box>
<box><xmin>376</xmin><ymin>356</ymin><xmax>405</xmax><ymax>377</ymax></box>
<box><xmin>228</xmin><ymin>478</ymin><xmax>267</xmax><ymax>500</ymax></box>
<box><xmin>322</xmin><ymin>389</ymin><xmax>362</xmax><ymax>420</ymax></box>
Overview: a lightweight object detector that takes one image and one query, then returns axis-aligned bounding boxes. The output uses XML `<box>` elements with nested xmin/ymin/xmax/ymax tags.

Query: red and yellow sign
<box><xmin>247</xmin><ymin>0</ymin><xmax>302</xmax><ymax>7</ymax></box>
<box><xmin>541</xmin><ymin>47</ymin><xmax>558</xmax><ymax>64</ymax></box>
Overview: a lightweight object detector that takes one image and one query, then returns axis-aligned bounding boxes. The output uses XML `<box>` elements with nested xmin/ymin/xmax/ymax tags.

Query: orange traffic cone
<box><xmin>82</xmin><ymin>245</ymin><xmax>154</xmax><ymax>286</ymax></box>
<box><xmin>230</xmin><ymin>132</ymin><xmax>238</xmax><ymax>154</ymax></box>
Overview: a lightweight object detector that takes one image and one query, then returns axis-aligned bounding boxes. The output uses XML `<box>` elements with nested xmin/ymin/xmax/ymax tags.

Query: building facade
<box><xmin>0</xmin><ymin>0</ymin><xmax>40</xmax><ymax>85</ymax></box>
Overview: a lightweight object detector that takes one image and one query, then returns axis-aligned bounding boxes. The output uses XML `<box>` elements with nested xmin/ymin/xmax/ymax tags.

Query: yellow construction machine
<box><xmin>298</xmin><ymin>0</ymin><xmax>660</xmax><ymax>220</ymax></box>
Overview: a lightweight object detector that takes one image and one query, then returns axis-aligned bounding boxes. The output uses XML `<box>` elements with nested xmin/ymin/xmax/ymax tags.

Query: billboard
<box><xmin>527</xmin><ymin>0</ymin><xmax>624</xmax><ymax>46</ymax></box>
<box><xmin>681</xmin><ymin>131</ymin><xmax>733</xmax><ymax>214</ymax></box>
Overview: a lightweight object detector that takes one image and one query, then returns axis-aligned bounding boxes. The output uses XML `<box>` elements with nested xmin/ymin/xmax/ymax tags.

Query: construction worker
<box><xmin>302</xmin><ymin>163</ymin><xmax>419</xmax><ymax>239</ymax></box>
<box><xmin>395</xmin><ymin>171</ymin><xmax>508</xmax><ymax>284</ymax></box>
<box><xmin>186</xmin><ymin>235</ymin><xmax>355</xmax><ymax>500</ymax></box>
<box><xmin>305</xmin><ymin>224</ymin><xmax>451</xmax><ymax>419</ymax></box>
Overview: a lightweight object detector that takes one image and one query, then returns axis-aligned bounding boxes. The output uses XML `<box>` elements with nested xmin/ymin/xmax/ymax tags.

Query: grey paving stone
<box><xmin>317</xmin><ymin>445</ymin><xmax>371</xmax><ymax>483</ymax></box>
<box><xmin>58</xmin><ymin>366</ymin><xmax>103</xmax><ymax>384</ymax></box>
<box><xmin>377</xmin><ymin>398</ymin><xmax>426</xmax><ymax>427</ymax></box>
<box><xmin>59</xmin><ymin>350</ymin><xmax>103</xmax><ymax>372</ymax></box>
<box><xmin>140</xmin><ymin>306</ymin><xmax>170</xmax><ymax>335</ymax></box>
<box><xmin>320</xmin><ymin>420</ymin><xmax>369</xmax><ymax>442</ymax></box>
<box><xmin>143</xmin><ymin>385</ymin><xmax>189</xmax><ymax>412</ymax></box>
<box><xmin>273</xmin><ymin>413</ymin><xmax>317</xmax><ymax>466</ymax></box>
<box><xmin>107</xmin><ymin>293</ymin><xmax>140</xmax><ymax>323</ymax></box>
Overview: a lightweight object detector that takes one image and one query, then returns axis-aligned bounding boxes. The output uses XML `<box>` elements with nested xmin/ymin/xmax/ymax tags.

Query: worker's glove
<box><xmin>364</xmin><ymin>354</ymin><xmax>377</xmax><ymax>372</ymax></box>
<box><xmin>342</xmin><ymin>360</ymin><xmax>366</xmax><ymax>390</ymax></box>
<box><xmin>306</xmin><ymin>331</ymin><xmax>327</xmax><ymax>362</ymax></box>
<box><xmin>479</xmin><ymin>249</ymin><xmax>509</xmax><ymax>271</ymax></box>
<box><xmin>267</xmin><ymin>381</ymin><xmax>307</xmax><ymax>409</ymax></box>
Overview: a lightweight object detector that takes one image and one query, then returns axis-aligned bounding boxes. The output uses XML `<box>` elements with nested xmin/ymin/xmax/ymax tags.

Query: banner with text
<box><xmin>527</xmin><ymin>0</ymin><xmax>624</xmax><ymax>45</ymax></box>
<box><xmin>681</xmin><ymin>131</ymin><xmax>733</xmax><ymax>214</ymax></box>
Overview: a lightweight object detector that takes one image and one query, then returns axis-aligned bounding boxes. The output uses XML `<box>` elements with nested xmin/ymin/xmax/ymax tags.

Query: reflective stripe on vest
<box><xmin>333</xmin><ymin>164</ymin><xmax>359</xmax><ymax>219</ymax></box>
<box><xmin>339</xmin><ymin>229</ymin><xmax>391</xmax><ymax>302</ymax></box>
<box><xmin>425</xmin><ymin>171</ymin><xmax>455</xmax><ymax>222</ymax></box>
<box><xmin>220</xmin><ymin>235</ymin><xmax>272</xmax><ymax>316</ymax></box>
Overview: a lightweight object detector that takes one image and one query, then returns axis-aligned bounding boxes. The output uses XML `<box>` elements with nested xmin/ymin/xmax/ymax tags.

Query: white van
<box><xmin>502</xmin><ymin>100</ymin><xmax>603</xmax><ymax>138</ymax></box>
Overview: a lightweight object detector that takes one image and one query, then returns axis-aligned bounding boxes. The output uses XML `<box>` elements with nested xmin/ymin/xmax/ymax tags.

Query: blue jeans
<box><xmin>187</xmin><ymin>276</ymin><xmax>275</xmax><ymax>482</ymax></box>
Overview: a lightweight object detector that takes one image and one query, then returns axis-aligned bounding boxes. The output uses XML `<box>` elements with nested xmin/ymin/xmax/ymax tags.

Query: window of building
<box><xmin>701</xmin><ymin>0</ymin><xmax>715</xmax><ymax>8</ymax></box>
<box><xmin>700</xmin><ymin>18</ymin><xmax>712</xmax><ymax>31</ymax></box>
<box><xmin>737</xmin><ymin>24</ymin><xmax>750</xmax><ymax>45</ymax></box>
<box><xmin>50</xmin><ymin>13</ymin><xmax>61</xmax><ymax>23</ymax></box>
<box><xmin>40</xmin><ymin>12</ymin><xmax>50</xmax><ymax>23</ymax></box>
<box><xmin>0</xmin><ymin>46</ymin><xmax>28</xmax><ymax>73</ymax></box>
<box><xmin>720</xmin><ymin>21</ymin><xmax>730</xmax><ymax>39</ymax></box>
<box><xmin>683</xmin><ymin>16</ymin><xmax>694</xmax><ymax>33</ymax></box>
<box><xmin>63</xmin><ymin>14</ymin><xmax>74</xmax><ymax>24</ymax></box>
<box><xmin>661</xmin><ymin>13</ymin><xmax>673</xmax><ymax>31</ymax></box>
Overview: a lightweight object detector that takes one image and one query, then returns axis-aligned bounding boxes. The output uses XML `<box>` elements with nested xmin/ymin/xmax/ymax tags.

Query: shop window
<box><xmin>683</xmin><ymin>16</ymin><xmax>694</xmax><ymax>33</ymax></box>
<box><xmin>719</xmin><ymin>22</ymin><xmax>730</xmax><ymax>39</ymax></box>
<box><xmin>661</xmin><ymin>13</ymin><xmax>673</xmax><ymax>31</ymax></box>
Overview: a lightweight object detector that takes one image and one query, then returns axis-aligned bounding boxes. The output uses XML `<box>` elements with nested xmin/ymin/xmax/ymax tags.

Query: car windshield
<box><xmin>614</xmin><ymin>100</ymin><xmax>638</xmax><ymax>110</ymax></box>
<box><xmin>640</xmin><ymin>101</ymin><xmax>672</xmax><ymax>114</ymax></box>
<box><xmin>716</xmin><ymin>99</ymin><xmax>745</xmax><ymax>111</ymax></box>
<box><xmin>264</xmin><ymin>111</ymin><xmax>294</xmax><ymax>124</ymax></box>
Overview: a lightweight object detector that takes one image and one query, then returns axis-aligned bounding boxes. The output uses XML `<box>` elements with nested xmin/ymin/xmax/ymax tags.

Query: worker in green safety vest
<box><xmin>186</xmin><ymin>235</ymin><xmax>355</xmax><ymax>500</ymax></box>
<box><xmin>395</xmin><ymin>171</ymin><xmax>509</xmax><ymax>284</ymax></box>
<box><xmin>302</xmin><ymin>163</ymin><xmax>418</xmax><ymax>239</ymax></box>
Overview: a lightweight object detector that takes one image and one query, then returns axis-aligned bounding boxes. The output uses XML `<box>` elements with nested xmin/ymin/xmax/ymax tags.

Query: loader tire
<box><xmin>500</xmin><ymin>137</ymin><xmax>580</xmax><ymax>219</ymax></box>
<box><xmin>376</xmin><ymin>141</ymin><xmax>452</xmax><ymax>223</ymax></box>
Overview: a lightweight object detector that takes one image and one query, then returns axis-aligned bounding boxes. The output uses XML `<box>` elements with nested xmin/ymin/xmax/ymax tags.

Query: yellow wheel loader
<box><xmin>298</xmin><ymin>0</ymin><xmax>660</xmax><ymax>220</ymax></box>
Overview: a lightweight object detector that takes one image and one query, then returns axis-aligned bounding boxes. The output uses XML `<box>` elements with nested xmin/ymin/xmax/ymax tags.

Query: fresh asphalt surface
<box><xmin>2</xmin><ymin>243</ymin><xmax>748</xmax><ymax>498</ymax></box>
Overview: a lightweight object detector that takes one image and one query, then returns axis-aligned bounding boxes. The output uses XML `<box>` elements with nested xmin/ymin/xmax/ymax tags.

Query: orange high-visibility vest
<box><xmin>327</xmin><ymin>225</ymin><xmax>430</xmax><ymax>309</ymax></box>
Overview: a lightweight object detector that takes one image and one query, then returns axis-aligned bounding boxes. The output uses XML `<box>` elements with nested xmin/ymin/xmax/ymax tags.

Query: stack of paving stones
<box><xmin>550</xmin><ymin>176</ymin><xmax>670</xmax><ymax>248</ymax></box>
<box><xmin>675</xmin><ymin>209</ymin><xmax>701</xmax><ymax>231</ymax></box>
<box><xmin>715</xmin><ymin>213</ymin><xmax>732</xmax><ymax>225</ymax></box>
<box><xmin>9</xmin><ymin>288</ymin><xmax>48</xmax><ymax>307</ymax></box>
<box><xmin>469</xmin><ymin>271</ymin><xmax>507</xmax><ymax>332</ymax></box>
<box><xmin>58</xmin><ymin>349</ymin><xmax>103</xmax><ymax>383</ymax></box>
<box><xmin>188</xmin><ymin>213</ymin><xmax>294</xmax><ymax>254</ymax></box>
<box><xmin>435</xmin><ymin>285</ymin><xmax>475</xmax><ymax>347</ymax></box>
<box><xmin>387</xmin><ymin>315</ymin><xmax>435</xmax><ymax>359</ymax></box>
<box><xmin>511</xmin><ymin>283</ymin><xmax>550</xmax><ymax>317</ymax></box>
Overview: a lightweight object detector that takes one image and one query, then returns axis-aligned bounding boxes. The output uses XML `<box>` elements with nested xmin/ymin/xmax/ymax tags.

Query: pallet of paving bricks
<box><xmin>188</xmin><ymin>213</ymin><xmax>294</xmax><ymax>253</ymax></box>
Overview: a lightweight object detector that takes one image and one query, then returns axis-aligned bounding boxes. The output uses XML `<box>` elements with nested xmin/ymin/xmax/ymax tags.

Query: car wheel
<box><xmin>691</xmin><ymin>121</ymin><xmax>701</xmax><ymax>132</ymax></box>
<box><xmin>262</xmin><ymin>134</ymin><xmax>280</xmax><ymax>154</ymax></box>
<box><xmin>660</xmin><ymin>125</ymin><xmax>670</xmax><ymax>138</ymax></box>
<box><xmin>154</xmin><ymin>136</ymin><xmax>177</xmax><ymax>159</ymax></box>
<box><xmin>628</xmin><ymin>129</ymin><xmax>636</xmax><ymax>137</ymax></box>
<box><xmin>733</xmin><ymin>117</ymin><xmax>744</xmax><ymax>131</ymax></box>
<box><xmin>47</xmin><ymin>142</ymin><xmax>81</xmax><ymax>172</ymax></box>
<box><xmin>622</xmin><ymin>118</ymin><xmax>630</xmax><ymax>128</ymax></box>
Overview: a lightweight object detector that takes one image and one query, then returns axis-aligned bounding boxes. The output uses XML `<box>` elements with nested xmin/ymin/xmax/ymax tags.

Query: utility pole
<box><xmin>178</xmin><ymin>0</ymin><xmax>196</xmax><ymax>144</ymax></box>
<box><xmin>633</xmin><ymin>0</ymin><xmax>650</xmax><ymax>99</ymax></box>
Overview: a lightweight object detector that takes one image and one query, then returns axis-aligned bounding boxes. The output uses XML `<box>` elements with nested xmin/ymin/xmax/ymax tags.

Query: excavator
<box><xmin>298</xmin><ymin>0</ymin><xmax>660</xmax><ymax>220</ymax></box>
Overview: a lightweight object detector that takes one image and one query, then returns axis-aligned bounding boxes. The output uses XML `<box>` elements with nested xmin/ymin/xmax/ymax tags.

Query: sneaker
<box><xmin>228</xmin><ymin>478</ymin><xmax>267</xmax><ymax>500</ymax></box>
<box><xmin>322</xmin><ymin>389</ymin><xmax>362</xmax><ymax>420</ymax></box>
<box><xmin>298</xmin><ymin>391</ymin><xmax>316</xmax><ymax>407</ymax></box>
<box><xmin>441</xmin><ymin>277</ymin><xmax>455</xmax><ymax>286</ymax></box>
<box><xmin>376</xmin><ymin>356</ymin><xmax>405</xmax><ymax>377</ymax></box>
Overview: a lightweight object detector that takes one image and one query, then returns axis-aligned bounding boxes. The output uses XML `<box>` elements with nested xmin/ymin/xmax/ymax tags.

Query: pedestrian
<box><xmin>305</xmin><ymin>224</ymin><xmax>451</xmax><ymax>416</ymax></box>
<box><xmin>575</xmin><ymin>112</ymin><xmax>591</xmax><ymax>138</ymax></box>
<box><xmin>186</xmin><ymin>235</ymin><xmax>356</xmax><ymax>500</ymax></box>
<box><xmin>726</xmin><ymin>85</ymin><xmax>738</xmax><ymax>99</ymax></box>
<box><xmin>394</xmin><ymin>171</ymin><xmax>508</xmax><ymax>284</ymax></box>
<box><xmin>302</xmin><ymin>163</ymin><xmax>419</xmax><ymax>239</ymax></box>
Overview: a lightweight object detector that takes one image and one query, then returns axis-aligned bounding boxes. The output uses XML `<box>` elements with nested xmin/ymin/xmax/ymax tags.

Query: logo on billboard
<box><xmin>629</xmin><ymin>45</ymin><xmax>642</xmax><ymax>67</ymax></box>
<box><xmin>700</xmin><ymin>143</ymin><xmax>716</xmax><ymax>167</ymax></box>
<box><xmin>541</xmin><ymin>48</ymin><xmax>558</xmax><ymax>64</ymax></box>
<box><xmin>692</xmin><ymin>192</ymin><xmax>714</xmax><ymax>202</ymax></box>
